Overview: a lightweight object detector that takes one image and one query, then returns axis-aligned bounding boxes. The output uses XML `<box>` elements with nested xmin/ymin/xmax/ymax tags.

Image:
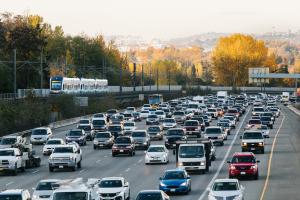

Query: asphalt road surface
<box><xmin>0</xmin><ymin>105</ymin><xmax>299</xmax><ymax>200</ymax></box>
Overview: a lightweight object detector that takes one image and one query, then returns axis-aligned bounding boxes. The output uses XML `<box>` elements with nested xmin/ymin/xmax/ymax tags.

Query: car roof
<box><xmin>0</xmin><ymin>148</ymin><xmax>16</xmax><ymax>151</ymax></box>
<box><xmin>214</xmin><ymin>178</ymin><xmax>238</xmax><ymax>183</ymax></box>
<box><xmin>149</xmin><ymin>144</ymin><xmax>165</xmax><ymax>147</ymax></box>
<box><xmin>138</xmin><ymin>190</ymin><xmax>162</xmax><ymax>194</ymax></box>
<box><xmin>0</xmin><ymin>189</ymin><xmax>24</xmax><ymax>194</ymax></box>
<box><xmin>101</xmin><ymin>177</ymin><xmax>124</xmax><ymax>181</ymax></box>
<box><xmin>38</xmin><ymin>179</ymin><xmax>60</xmax><ymax>183</ymax></box>
<box><xmin>233</xmin><ymin>152</ymin><xmax>255</xmax><ymax>157</ymax></box>
<box><xmin>165</xmin><ymin>169</ymin><xmax>185</xmax><ymax>173</ymax></box>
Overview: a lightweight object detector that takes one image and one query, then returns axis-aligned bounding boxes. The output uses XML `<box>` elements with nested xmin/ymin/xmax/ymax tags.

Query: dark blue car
<box><xmin>159</xmin><ymin>169</ymin><xmax>191</xmax><ymax>194</ymax></box>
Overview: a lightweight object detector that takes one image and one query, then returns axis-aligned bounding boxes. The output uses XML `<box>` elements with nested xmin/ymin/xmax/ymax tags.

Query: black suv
<box><xmin>112</xmin><ymin>136</ymin><xmax>135</xmax><ymax>157</ymax></box>
<box><xmin>165</xmin><ymin>128</ymin><xmax>186</xmax><ymax>149</ymax></box>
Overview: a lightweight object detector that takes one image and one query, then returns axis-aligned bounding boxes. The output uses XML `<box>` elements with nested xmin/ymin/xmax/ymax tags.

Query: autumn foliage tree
<box><xmin>212</xmin><ymin>34</ymin><xmax>276</xmax><ymax>87</ymax></box>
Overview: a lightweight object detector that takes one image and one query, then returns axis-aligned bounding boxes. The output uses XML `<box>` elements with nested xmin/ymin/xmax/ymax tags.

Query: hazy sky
<box><xmin>1</xmin><ymin>0</ymin><xmax>300</xmax><ymax>39</ymax></box>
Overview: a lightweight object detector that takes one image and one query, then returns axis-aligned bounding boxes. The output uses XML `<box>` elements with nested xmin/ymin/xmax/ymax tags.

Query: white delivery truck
<box><xmin>217</xmin><ymin>91</ymin><xmax>228</xmax><ymax>103</ymax></box>
<box><xmin>281</xmin><ymin>92</ymin><xmax>290</xmax><ymax>103</ymax></box>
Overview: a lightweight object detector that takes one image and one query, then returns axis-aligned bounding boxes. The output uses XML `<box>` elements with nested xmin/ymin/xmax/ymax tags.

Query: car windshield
<box><xmin>232</xmin><ymin>156</ymin><xmax>256</xmax><ymax>163</ymax></box>
<box><xmin>260</xmin><ymin>126</ymin><xmax>268</xmax><ymax>130</ymax></box>
<box><xmin>148</xmin><ymin>127</ymin><xmax>160</xmax><ymax>132</ymax></box>
<box><xmin>93</xmin><ymin>120</ymin><xmax>105</xmax><ymax>125</ymax></box>
<box><xmin>254</xmin><ymin>107</ymin><xmax>264</xmax><ymax>112</ymax></box>
<box><xmin>132</xmin><ymin>112</ymin><xmax>140</xmax><ymax>117</ymax></box>
<box><xmin>99</xmin><ymin>180</ymin><xmax>122</xmax><ymax>188</ymax></box>
<box><xmin>249</xmin><ymin>120</ymin><xmax>261</xmax><ymax>125</ymax></box>
<box><xmin>243</xmin><ymin>132</ymin><xmax>263</xmax><ymax>139</ymax></box>
<box><xmin>94</xmin><ymin>114</ymin><xmax>105</xmax><ymax>118</ymax></box>
<box><xmin>124</xmin><ymin>123</ymin><xmax>134</xmax><ymax>127</ymax></box>
<box><xmin>46</xmin><ymin>140</ymin><xmax>61</xmax><ymax>145</ymax></box>
<box><xmin>108</xmin><ymin>126</ymin><xmax>122</xmax><ymax>131</ymax></box>
<box><xmin>141</xmin><ymin>111</ymin><xmax>149</xmax><ymax>114</ymax></box>
<box><xmin>136</xmin><ymin>193</ymin><xmax>162</xmax><ymax>200</ymax></box>
<box><xmin>205</xmin><ymin>128</ymin><xmax>221</xmax><ymax>134</ymax></box>
<box><xmin>68</xmin><ymin>131</ymin><xmax>82</xmax><ymax>136</ymax></box>
<box><xmin>53</xmin><ymin>147</ymin><xmax>73</xmax><ymax>153</ymax></box>
<box><xmin>115</xmin><ymin>137</ymin><xmax>130</xmax><ymax>144</ymax></box>
<box><xmin>124</xmin><ymin>113</ymin><xmax>132</xmax><ymax>117</ymax></box>
<box><xmin>228</xmin><ymin>109</ymin><xmax>237</xmax><ymax>113</ymax></box>
<box><xmin>107</xmin><ymin>110</ymin><xmax>117</xmax><ymax>114</ymax></box>
<box><xmin>260</xmin><ymin>117</ymin><xmax>271</xmax><ymax>121</ymax></box>
<box><xmin>192</xmin><ymin>118</ymin><xmax>204</xmax><ymax>123</ymax></box>
<box><xmin>208</xmin><ymin>109</ymin><xmax>216</xmax><ymax>112</ymax></box>
<box><xmin>52</xmin><ymin>192</ymin><xmax>87</xmax><ymax>200</ymax></box>
<box><xmin>148</xmin><ymin>115</ymin><xmax>158</xmax><ymax>119</ymax></box>
<box><xmin>79</xmin><ymin>120</ymin><xmax>89</xmax><ymax>124</ymax></box>
<box><xmin>167</xmin><ymin>130</ymin><xmax>184</xmax><ymax>136</ymax></box>
<box><xmin>95</xmin><ymin>132</ymin><xmax>110</xmax><ymax>138</ymax></box>
<box><xmin>0</xmin><ymin>195</ymin><xmax>22</xmax><ymax>200</ymax></box>
<box><xmin>132</xmin><ymin>132</ymin><xmax>146</xmax><ymax>137</ymax></box>
<box><xmin>164</xmin><ymin>119</ymin><xmax>175</xmax><ymax>123</ymax></box>
<box><xmin>36</xmin><ymin>182</ymin><xmax>57</xmax><ymax>190</ymax></box>
<box><xmin>163</xmin><ymin>171</ymin><xmax>185</xmax><ymax>180</ymax></box>
<box><xmin>148</xmin><ymin>147</ymin><xmax>165</xmax><ymax>152</ymax></box>
<box><xmin>179</xmin><ymin>146</ymin><xmax>204</xmax><ymax>158</ymax></box>
<box><xmin>174</xmin><ymin>112</ymin><xmax>184</xmax><ymax>116</ymax></box>
<box><xmin>0</xmin><ymin>150</ymin><xmax>14</xmax><ymax>156</ymax></box>
<box><xmin>213</xmin><ymin>182</ymin><xmax>238</xmax><ymax>191</ymax></box>
<box><xmin>78</xmin><ymin>125</ymin><xmax>91</xmax><ymax>131</ymax></box>
<box><xmin>32</xmin><ymin>129</ymin><xmax>47</xmax><ymax>135</ymax></box>
<box><xmin>188</xmin><ymin>104</ymin><xmax>198</xmax><ymax>108</ymax></box>
<box><xmin>0</xmin><ymin>138</ymin><xmax>16</xmax><ymax>145</ymax></box>
<box><xmin>185</xmin><ymin>121</ymin><xmax>198</xmax><ymax>126</ymax></box>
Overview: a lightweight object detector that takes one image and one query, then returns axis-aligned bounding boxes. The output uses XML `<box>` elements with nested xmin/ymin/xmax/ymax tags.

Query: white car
<box><xmin>155</xmin><ymin>110</ymin><xmax>166</xmax><ymax>121</ymax></box>
<box><xmin>125</xmin><ymin>107</ymin><xmax>136</xmax><ymax>114</ymax></box>
<box><xmin>32</xmin><ymin>179</ymin><xmax>60</xmax><ymax>200</ymax></box>
<box><xmin>42</xmin><ymin>138</ymin><xmax>65</xmax><ymax>155</ymax></box>
<box><xmin>208</xmin><ymin>179</ymin><xmax>244</xmax><ymax>200</ymax></box>
<box><xmin>0</xmin><ymin>136</ymin><xmax>24</xmax><ymax>149</ymax></box>
<box><xmin>259</xmin><ymin>125</ymin><xmax>270</xmax><ymax>138</ymax></box>
<box><xmin>123</xmin><ymin>121</ymin><xmax>136</xmax><ymax>132</ymax></box>
<box><xmin>97</xmin><ymin>177</ymin><xmax>130</xmax><ymax>200</ymax></box>
<box><xmin>162</xmin><ymin>118</ymin><xmax>177</xmax><ymax>130</ymax></box>
<box><xmin>145</xmin><ymin>145</ymin><xmax>169</xmax><ymax>164</ymax></box>
<box><xmin>142</xmin><ymin>104</ymin><xmax>151</xmax><ymax>111</ymax></box>
<box><xmin>30</xmin><ymin>127</ymin><xmax>53</xmax><ymax>145</ymax></box>
<box><xmin>140</xmin><ymin>110</ymin><xmax>150</xmax><ymax>119</ymax></box>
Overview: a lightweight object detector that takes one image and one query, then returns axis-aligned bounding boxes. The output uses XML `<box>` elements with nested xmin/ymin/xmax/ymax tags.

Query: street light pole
<box><xmin>142</xmin><ymin>64</ymin><xmax>144</xmax><ymax>92</ymax></box>
<box><xmin>13</xmin><ymin>49</ymin><xmax>17</xmax><ymax>94</ymax></box>
<box><xmin>40</xmin><ymin>48</ymin><xmax>43</xmax><ymax>89</ymax></box>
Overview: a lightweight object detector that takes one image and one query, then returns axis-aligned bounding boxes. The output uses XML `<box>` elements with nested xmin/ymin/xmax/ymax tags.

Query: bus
<box><xmin>148</xmin><ymin>94</ymin><xmax>163</xmax><ymax>107</ymax></box>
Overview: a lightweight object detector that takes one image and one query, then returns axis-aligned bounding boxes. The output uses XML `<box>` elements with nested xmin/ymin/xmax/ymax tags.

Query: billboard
<box><xmin>248</xmin><ymin>67</ymin><xmax>269</xmax><ymax>84</ymax></box>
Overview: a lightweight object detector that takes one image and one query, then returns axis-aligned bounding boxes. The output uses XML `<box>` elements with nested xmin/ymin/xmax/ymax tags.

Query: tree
<box><xmin>212</xmin><ymin>34</ymin><xmax>269</xmax><ymax>87</ymax></box>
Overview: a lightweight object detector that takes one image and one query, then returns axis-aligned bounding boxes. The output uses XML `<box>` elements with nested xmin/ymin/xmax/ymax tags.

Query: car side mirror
<box><xmin>227</xmin><ymin>160</ymin><xmax>231</xmax><ymax>163</ymax></box>
<box><xmin>241</xmin><ymin>185</ymin><xmax>245</xmax><ymax>191</ymax></box>
<box><xmin>256</xmin><ymin>160</ymin><xmax>260</xmax><ymax>163</ymax></box>
<box><xmin>206</xmin><ymin>187</ymin><xmax>210</xmax><ymax>192</ymax></box>
<box><xmin>159</xmin><ymin>177</ymin><xmax>162</xmax><ymax>180</ymax></box>
<box><xmin>173</xmin><ymin>149</ymin><xmax>175</xmax><ymax>155</ymax></box>
<box><xmin>124</xmin><ymin>182</ymin><xmax>129</xmax><ymax>187</ymax></box>
<box><xmin>187</xmin><ymin>176</ymin><xmax>191</xmax><ymax>179</ymax></box>
<box><xmin>144</xmin><ymin>151</ymin><xmax>147</xmax><ymax>154</ymax></box>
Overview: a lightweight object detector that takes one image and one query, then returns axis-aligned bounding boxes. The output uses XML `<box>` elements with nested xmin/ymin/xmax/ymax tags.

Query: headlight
<box><xmin>230</xmin><ymin>165</ymin><xmax>236</xmax><ymax>170</ymax></box>
<box><xmin>180</xmin><ymin>182</ymin><xmax>187</xmax><ymax>186</ymax></box>
<box><xmin>165</xmin><ymin>138</ymin><xmax>168</xmax><ymax>142</ymax></box>
<box><xmin>233</xmin><ymin>194</ymin><xmax>243</xmax><ymax>200</ymax></box>
<box><xmin>143</xmin><ymin>142</ymin><xmax>147</xmax><ymax>145</ymax></box>
<box><xmin>251</xmin><ymin>165</ymin><xmax>257</xmax><ymax>169</ymax></box>
<box><xmin>32</xmin><ymin>195</ymin><xmax>38</xmax><ymax>200</ymax></box>
<box><xmin>258</xmin><ymin>142</ymin><xmax>264</xmax><ymax>146</ymax></box>
<box><xmin>94</xmin><ymin>140</ymin><xmax>98</xmax><ymax>144</ymax></box>
<box><xmin>218</xmin><ymin>135</ymin><xmax>223</xmax><ymax>139</ymax></box>
<box><xmin>160</xmin><ymin>182</ymin><xmax>166</xmax><ymax>187</ymax></box>
<box><xmin>242</xmin><ymin>142</ymin><xmax>247</xmax><ymax>146</ymax></box>
<box><xmin>126</xmin><ymin>145</ymin><xmax>132</xmax><ymax>148</ymax></box>
<box><xmin>178</xmin><ymin>162</ymin><xmax>183</xmax><ymax>166</ymax></box>
<box><xmin>115</xmin><ymin>192</ymin><xmax>122</xmax><ymax>196</ymax></box>
<box><xmin>200</xmin><ymin>161</ymin><xmax>205</xmax><ymax>166</ymax></box>
<box><xmin>208</xmin><ymin>195</ymin><xmax>217</xmax><ymax>200</ymax></box>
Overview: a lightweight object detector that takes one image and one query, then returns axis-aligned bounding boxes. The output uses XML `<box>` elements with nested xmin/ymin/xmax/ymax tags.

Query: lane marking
<box><xmin>96</xmin><ymin>159</ymin><xmax>101</xmax><ymax>164</ymax></box>
<box><xmin>198</xmin><ymin>108</ymin><xmax>250</xmax><ymax>200</ymax></box>
<box><xmin>6</xmin><ymin>182</ymin><xmax>14</xmax><ymax>186</ymax></box>
<box><xmin>259</xmin><ymin>114</ymin><xmax>285</xmax><ymax>200</ymax></box>
<box><xmin>138</xmin><ymin>159</ymin><xmax>143</xmax><ymax>163</ymax></box>
<box><xmin>79</xmin><ymin>169</ymin><xmax>86</xmax><ymax>174</ymax></box>
<box><xmin>125</xmin><ymin>168</ymin><xmax>131</xmax><ymax>172</ymax></box>
<box><xmin>31</xmin><ymin>170</ymin><xmax>39</xmax><ymax>174</ymax></box>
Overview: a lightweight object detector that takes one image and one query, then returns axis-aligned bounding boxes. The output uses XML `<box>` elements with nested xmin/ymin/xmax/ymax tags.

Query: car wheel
<box><xmin>261</xmin><ymin>149</ymin><xmax>265</xmax><ymax>154</ymax></box>
<box><xmin>77</xmin><ymin>160</ymin><xmax>81</xmax><ymax>168</ymax></box>
<box><xmin>93</xmin><ymin>145</ymin><xmax>97</xmax><ymax>150</ymax></box>
<box><xmin>220</xmin><ymin>142</ymin><xmax>224</xmax><ymax>146</ymax></box>
<box><xmin>112</xmin><ymin>153</ymin><xmax>116</xmax><ymax>157</ymax></box>
<box><xmin>12</xmin><ymin>165</ymin><xmax>18</xmax><ymax>176</ymax></box>
<box><xmin>211</xmin><ymin>155</ymin><xmax>216</xmax><ymax>161</ymax></box>
<box><xmin>254</xmin><ymin>172</ymin><xmax>259</xmax><ymax>180</ymax></box>
<box><xmin>130</xmin><ymin>151</ymin><xmax>134</xmax><ymax>157</ymax></box>
<box><xmin>71</xmin><ymin>166</ymin><xmax>76</xmax><ymax>171</ymax></box>
<box><xmin>49</xmin><ymin>166</ymin><xmax>54</xmax><ymax>172</ymax></box>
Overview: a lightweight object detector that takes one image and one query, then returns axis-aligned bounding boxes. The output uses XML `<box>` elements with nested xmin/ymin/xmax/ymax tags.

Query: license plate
<box><xmin>173</xmin><ymin>144</ymin><xmax>176</xmax><ymax>147</ymax></box>
<box><xmin>120</xmin><ymin>150</ymin><xmax>124</xmax><ymax>152</ymax></box>
<box><xmin>170</xmin><ymin>189</ymin><xmax>176</xmax><ymax>192</ymax></box>
<box><xmin>59</xmin><ymin>165</ymin><xmax>63</xmax><ymax>169</ymax></box>
<box><xmin>240</xmin><ymin>172</ymin><xmax>246</xmax><ymax>175</ymax></box>
<box><xmin>251</xmin><ymin>148</ymin><xmax>255</xmax><ymax>150</ymax></box>
<box><xmin>100</xmin><ymin>144</ymin><xmax>104</xmax><ymax>146</ymax></box>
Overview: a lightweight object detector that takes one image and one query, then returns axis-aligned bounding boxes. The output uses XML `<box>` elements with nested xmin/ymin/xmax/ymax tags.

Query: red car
<box><xmin>227</xmin><ymin>152</ymin><xmax>259</xmax><ymax>179</ymax></box>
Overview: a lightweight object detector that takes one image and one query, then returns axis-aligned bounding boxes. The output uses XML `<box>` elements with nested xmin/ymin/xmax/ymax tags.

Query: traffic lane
<box><xmin>203</xmin><ymin>110</ymin><xmax>285</xmax><ymax>200</ymax></box>
<box><xmin>263</xmin><ymin>106</ymin><xmax>300</xmax><ymax>200</ymax></box>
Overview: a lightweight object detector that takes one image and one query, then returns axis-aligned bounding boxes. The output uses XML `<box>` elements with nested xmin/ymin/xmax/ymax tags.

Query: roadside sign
<box><xmin>249</xmin><ymin>67</ymin><xmax>269</xmax><ymax>84</ymax></box>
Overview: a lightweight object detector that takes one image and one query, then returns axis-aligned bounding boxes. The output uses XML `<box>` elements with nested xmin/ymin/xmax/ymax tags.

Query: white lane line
<box><xmin>260</xmin><ymin>115</ymin><xmax>285</xmax><ymax>200</ymax></box>
<box><xmin>104</xmin><ymin>155</ymin><xmax>108</xmax><ymax>158</ymax></box>
<box><xmin>125</xmin><ymin>168</ymin><xmax>131</xmax><ymax>172</ymax></box>
<box><xmin>31</xmin><ymin>170</ymin><xmax>39</xmax><ymax>174</ymax></box>
<box><xmin>138</xmin><ymin>159</ymin><xmax>143</xmax><ymax>163</ymax></box>
<box><xmin>6</xmin><ymin>182</ymin><xmax>14</xmax><ymax>186</ymax></box>
<box><xmin>96</xmin><ymin>159</ymin><xmax>102</xmax><ymax>163</ymax></box>
<box><xmin>79</xmin><ymin>169</ymin><xmax>86</xmax><ymax>174</ymax></box>
<box><xmin>198</xmin><ymin>108</ymin><xmax>250</xmax><ymax>200</ymax></box>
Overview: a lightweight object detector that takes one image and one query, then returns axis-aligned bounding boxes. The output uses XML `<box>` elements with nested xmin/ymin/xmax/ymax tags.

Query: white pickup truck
<box><xmin>48</xmin><ymin>143</ymin><xmax>82</xmax><ymax>172</ymax></box>
<box><xmin>97</xmin><ymin>177</ymin><xmax>130</xmax><ymax>200</ymax></box>
<box><xmin>0</xmin><ymin>148</ymin><xmax>26</xmax><ymax>175</ymax></box>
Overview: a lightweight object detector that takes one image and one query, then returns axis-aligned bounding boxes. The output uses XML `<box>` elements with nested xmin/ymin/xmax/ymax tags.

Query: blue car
<box><xmin>159</xmin><ymin>169</ymin><xmax>191</xmax><ymax>194</ymax></box>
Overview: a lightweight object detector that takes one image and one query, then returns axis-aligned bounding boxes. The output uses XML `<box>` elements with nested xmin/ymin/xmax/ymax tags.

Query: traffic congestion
<box><xmin>0</xmin><ymin>91</ymin><xmax>288</xmax><ymax>200</ymax></box>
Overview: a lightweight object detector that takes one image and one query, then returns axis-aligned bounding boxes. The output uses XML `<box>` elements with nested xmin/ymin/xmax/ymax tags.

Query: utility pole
<box><xmin>13</xmin><ymin>49</ymin><xmax>17</xmax><ymax>94</ymax></box>
<box><xmin>149</xmin><ymin>63</ymin><xmax>152</xmax><ymax>91</ymax></box>
<box><xmin>168</xmin><ymin>67</ymin><xmax>171</xmax><ymax>93</ymax></box>
<box><xmin>119</xmin><ymin>65</ymin><xmax>122</xmax><ymax>93</ymax></box>
<box><xmin>156</xmin><ymin>67</ymin><xmax>159</xmax><ymax>92</ymax></box>
<box><xmin>141</xmin><ymin>64</ymin><xmax>144</xmax><ymax>92</ymax></box>
<box><xmin>133</xmin><ymin>63</ymin><xmax>136</xmax><ymax>92</ymax></box>
<box><xmin>40</xmin><ymin>49</ymin><xmax>43</xmax><ymax>89</ymax></box>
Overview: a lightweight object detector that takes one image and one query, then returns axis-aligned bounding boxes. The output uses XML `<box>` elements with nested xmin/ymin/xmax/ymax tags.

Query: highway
<box><xmin>0</xmin><ymin>105</ymin><xmax>299</xmax><ymax>200</ymax></box>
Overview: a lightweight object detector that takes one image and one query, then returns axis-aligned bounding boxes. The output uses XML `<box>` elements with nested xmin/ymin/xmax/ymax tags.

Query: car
<box><xmin>30</xmin><ymin>127</ymin><xmax>53</xmax><ymax>145</ymax></box>
<box><xmin>184</xmin><ymin>120</ymin><xmax>201</xmax><ymax>138</ymax></box>
<box><xmin>123</xmin><ymin>121</ymin><xmax>137</xmax><ymax>132</ymax></box>
<box><xmin>0</xmin><ymin>189</ymin><xmax>31</xmax><ymax>200</ymax></box>
<box><xmin>162</xmin><ymin>118</ymin><xmax>177</xmax><ymax>130</ymax></box>
<box><xmin>93</xmin><ymin>113</ymin><xmax>107</xmax><ymax>119</ymax></box>
<box><xmin>32</xmin><ymin>179</ymin><xmax>60</xmax><ymax>200</ymax></box>
<box><xmin>112</xmin><ymin>136</ymin><xmax>135</xmax><ymax>157</ymax></box>
<box><xmin>135</xmin><ymin>190</ymin><xmax>170</xmax><ymax>200</ymax></box>
<box><xmin>173</xmin><ymin>111</ymin><xmax>186</xmax><ymax>124</ymax></box>
<box><xmin>268</xmin><ymin>107</ymin><xmax>280</xmax><ymax>118</ymax></box>
<box><xmin>206</xmin><ymin>108</ymin><xmax>218</xmax><ymax>119</ymax></box>
<box><xmin>123</xmin><ymin>113</ymin><xmax>134</xmax><ymax>121</ymax></box>
<box><xmin>245</xmin><ymin>119</ymin><xmax>262</xmax><ymax>130</ymax></box>
<box><xmin>145</xmin><ymin>145</ymin><xmax>169</xmax><ymax>164</ymax></box>
<box><xmin>132</xmin><ymin>112</ymin><xmax>142</xmax><ymax>122</ymax></box>
<box><xmin>92</xmin><ymin>118</ymin><xmax>107</xmax><ymax>131</ymax></box>
<box><xmin>141</xmin><ymin>104</ymin><xmax>151</xmax><ymax>111</ymax></box>
<box><xmin>252</xmin><ymin>107</ymin><xmax>265</xmax><ymax>116</ymax></box>
<box><xmin>217</xmin><ymin>121</ymin><xmax>231</xmax><ymax>136</ymax></box>
<box><xmin>65</xmin><ymin>129</ymin><xmax>87</xmax><ymax>146</ymax></box>
<box><xmin>203</xmin><ymin>126</ymin><xmax>224</xmax><ymax>146</ymax></box>
<box><xmin>43</xmin><ymin>138</ymin><xmax>65</xmax><ymax>155</ymax></box>
<box><xmin>79</xmin><ymin>118</ymin><xmax>90</xmax><ymax>125</ymax></box>
<box><xmin>111</xmin><ymin>114</ymin><xmax>125</xmax><ymax>125</ymax></box>
<box><xmin>140</xmin><ymin>110</ymin><xmax>150</xmax><ymax>119</ymax></box>
<box><xmin>131</xmin><ymin>130</ymin><xmax>150</xmax><ymax>150</ymax></box>
<box><xmin>191</xmin><ymin>116</ymin><xmax>206</xmax><ymax>131</ymax></box>
<box><xmin>159</xmin><ymin>169</ymin><xmax>191</xmax><ymax>194</ymax></box>
<box><xmin>208</xmin><ymin>179</ymin><xmax>244</xmax><ymax>200</ymax></box>
<box><xmin>227</xmin><ymin>152</ymin><xmax>260</xmax><ymax>180</ymax></box>
<box><xmin>260</xmin><ymin>116</ymin><xmax>273</xmax><ymax>129</ymax></box>
<box><xmin>0</xmin><ymin>136</ymin><xmax>24</xmax><ymax>149</ymax></box>
<box><xmin>125</xmin><ymin>106</ymin><xmax>136</xmax><ymax>114</ymax></box>
<box><xmin>93</xmin><ymin>132</ymin><xmax>114</xmax><ymax>149</ymax></box>
<box><xmin>240</xmin><ymin>131</ymin><xmax>265</xmax><ymax>154</ymax></box>
<box><xmin>147</xmin><ymin>126</ymin><xmax>163</xmax><ymax>140</ymax></box>
<box><xmin>96</xmin><ymin>177</ymin><xmax>130</xmax><ymax>200</ymax></box>
<box><xmin>165</xmin><ymin>128</ymin><xmax>186</xmax><ymax>149</ymax></box>
<box><xmin>0</xmin><ymin>148</ymin><xmax>26</xmax><ymax>175</ymax></box>
<box><xmin>77</xmin><ymin>124</ymin><xmax>95</xmax><ymax>140</ymax></box>
<box><xmin>107</xmin><ymin>109</ymin><xmax>118</xmax><ymax>118</ymax></box>
<box><xmin>108</xmin><ymin>124</ymin><xmax>124</xmax><ymax>138</ymax></box>
<box><xmin>258</xmin><ymin>125</ymin><xmax>270</xmax><ymax>138</ymax></box>
<box><xmin>155</xmin><ymin>110</ymin><xmax>166</xmax><ymax>121</ymax></box>
<box><xmin>146</xmin><ymin>114</ymin><xmax>160</xmax><ymax>125</ymax></box>
<box><xmin>48</xmin><ymin>143</ymin><xmax>82</xmax><ymax>172</ymax></box>
<box><xmin>227</xmin><ymin>108</ymin><xmax>240</xmax><ymax>121</ymax></box>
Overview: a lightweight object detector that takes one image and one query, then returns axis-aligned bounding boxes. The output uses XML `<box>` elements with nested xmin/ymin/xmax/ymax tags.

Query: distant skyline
<box><xmin>1</xmin><ymin>0</ymin><xmax>300</xmax><ymax>40</ymax></box>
